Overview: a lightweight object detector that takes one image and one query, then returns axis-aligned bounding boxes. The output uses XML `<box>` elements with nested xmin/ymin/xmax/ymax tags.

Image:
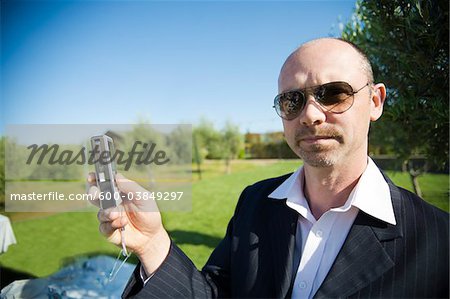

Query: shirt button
<box><xmin>299</xmin><ymin>281</ymin><xmax>307</xmax><ymax>289</ymax></box>
<box><xmin>316</xmin><ymin>230</ymin><xmax>323</xmax><ymax>237</ymax></box>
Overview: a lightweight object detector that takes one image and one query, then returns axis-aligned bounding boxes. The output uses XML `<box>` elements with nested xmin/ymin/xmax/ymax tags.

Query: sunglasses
<box><xmin>273</xmin><ymin>81</ymin><xmax>369</xmax><ymax>120</ymax></box>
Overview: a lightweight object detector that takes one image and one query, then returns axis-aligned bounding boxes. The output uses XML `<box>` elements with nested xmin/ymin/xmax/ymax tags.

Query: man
<box><xmin>91</xmin><ymin>38</ymin><xmax>449</xmax><ymax>298</ymax></box>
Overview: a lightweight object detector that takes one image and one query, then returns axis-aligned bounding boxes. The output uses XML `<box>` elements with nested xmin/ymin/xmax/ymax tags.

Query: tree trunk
<box><xmin>225</xmin><ymin>158</ymin><xmax>231</xmax><ymax>174</ymax></box>
<box><xmin>404</xmin><ymin>159</ymin><xmax>423</xmax><ymax>197</ymax></box>
<box><xmin>193</xmin><ymin>135</ymin><xmax>202</xmax><ymax>180</ymax></box>
<box><xmin>196</xmin><ymin>160</ymin><xmax>202</xmax><ymax>180</ymax></box>
<box><xmin>410</xmin><ymin>174</ymin><xmax>422</xmax><ymax>198</ymax></box>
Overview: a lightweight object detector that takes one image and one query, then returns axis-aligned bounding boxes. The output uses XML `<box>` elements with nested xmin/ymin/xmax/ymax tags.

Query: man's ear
<box><xmin>370</xmin><ymin>83</ymin><xmax>386</xmax><ymax>121</ymax></box>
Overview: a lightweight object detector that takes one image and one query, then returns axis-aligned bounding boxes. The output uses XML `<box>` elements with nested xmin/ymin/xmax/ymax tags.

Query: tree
<box><xmin>221</xmin><ymin>121</ymin><xmax>243</xmax><ymax>174</ymax></box>
<box><xmin>193</xmin><ymin>119</ymin><xmax>244</xmax><ymax>174</ymax></box>
<box><xmin>342</xmin><ymin>0</ymin><xmax>449</xmax><ymax>196</ymax></box>
<box><xmin>193</xmin><ymin>118</ymin><xmax>223</xmax><ymax>160</ymax></box>
<box><xmin>166</xmin><ymin>125</ymin><xmax>192</xmax><ymax>165</ymax></box>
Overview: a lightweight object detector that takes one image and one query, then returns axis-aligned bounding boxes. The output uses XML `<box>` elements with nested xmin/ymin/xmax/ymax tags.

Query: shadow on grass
<box><xmin>0</xmin><ymin>266</ymin><xmax>37</xmax><ymax>289</ymax></box>
<box><xmin>169</xmin><ymin>229</ymin><xmax>222</xmax><ymax>248</ymax></box>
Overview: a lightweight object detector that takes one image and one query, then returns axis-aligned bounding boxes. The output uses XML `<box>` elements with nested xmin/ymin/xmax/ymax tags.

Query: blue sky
<box><xmin>1</xmin><ymin>0</ymin><xmax>356</xmax><ymax>135</ymax></box>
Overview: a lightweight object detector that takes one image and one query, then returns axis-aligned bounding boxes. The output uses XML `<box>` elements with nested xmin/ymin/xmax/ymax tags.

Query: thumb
<box><xmin>115</xmin><ymin>173</ymin><xmax>159</xmax><ymax>212</ymax></box>
<box><xmin>115</xmin><ymin>173</ymin><xmax>148</xmax><ymax>194</ymax></box>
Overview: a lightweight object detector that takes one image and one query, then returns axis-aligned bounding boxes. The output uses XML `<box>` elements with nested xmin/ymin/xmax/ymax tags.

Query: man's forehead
<box><xmin>286</xmin><ymin>38</ymin><xmax>359</xmax><ymax>62</ymax></box>
<box><xmin>278</xmin><ymin>39</ymin><xmax>364</xmax><ymax>90</ymax></box>
<box><xmin>283</xmin><ymin>40</ymin><xmax>361</xmax><ymax>73</ymax></box>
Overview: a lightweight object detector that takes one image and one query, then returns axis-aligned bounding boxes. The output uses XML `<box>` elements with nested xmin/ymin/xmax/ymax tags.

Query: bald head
<box><xmin>278</xmin><ymin>38</ymin><xmax>374</xmax><ymax>92</ymax></box>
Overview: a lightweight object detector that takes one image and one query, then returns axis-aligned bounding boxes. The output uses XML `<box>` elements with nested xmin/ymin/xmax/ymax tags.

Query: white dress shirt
<box><xmin>268</xmin><ymin>158</ymin><xmax>396</xmax><ymax>299</ymax></box>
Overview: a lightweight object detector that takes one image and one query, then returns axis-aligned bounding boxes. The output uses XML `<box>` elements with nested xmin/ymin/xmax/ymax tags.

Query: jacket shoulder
<box><xmin>233</xmin><ymin>173</ymin><xmax>292</xmax><ymax>213</ymax></box>
<box><xmin>395</xmin><ymin>184</ymin><xmax>449</xmax><ymax>225</ymax></box>
<box><xmin>246</xmin><ymin>173</ymin><xmax>292</xmax><ymax>193</ymax></box>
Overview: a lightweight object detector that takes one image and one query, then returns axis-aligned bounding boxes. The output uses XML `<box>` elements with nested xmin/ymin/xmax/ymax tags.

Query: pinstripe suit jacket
<box><xmin>122</xmin><ymin>172</ymin><xmax>449</xmax><ymax>298</ymax></box>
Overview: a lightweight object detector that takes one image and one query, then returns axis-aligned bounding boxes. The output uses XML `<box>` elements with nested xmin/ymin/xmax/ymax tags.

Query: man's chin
<box><xmin>302</xmin><ymin>158</ymin><xmax>335</xmax><ymax>168</ymax></box>
<box><xmin>298</xmin><ymin>150</ymin><xmax>338</xmax><ymax>168</ymax></box>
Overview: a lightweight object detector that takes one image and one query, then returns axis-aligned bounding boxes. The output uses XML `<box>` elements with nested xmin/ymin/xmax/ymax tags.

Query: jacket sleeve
<box><xmin>121</xmin><ymin>187</ymin><xmax>250</xmax><ymax>299</ymax></box>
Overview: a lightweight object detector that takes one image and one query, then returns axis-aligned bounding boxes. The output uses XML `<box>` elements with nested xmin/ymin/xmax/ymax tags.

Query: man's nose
<box><xmin>297</xmin><ymin>95</ymin><xmax>326</xmax><ymax>126</ymax></box>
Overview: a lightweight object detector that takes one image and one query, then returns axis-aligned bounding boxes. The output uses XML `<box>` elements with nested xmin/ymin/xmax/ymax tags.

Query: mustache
<box><xmin>294</xmin><ymin>127</ymin><xmax>344</xmax><ymax>142</ymax></box>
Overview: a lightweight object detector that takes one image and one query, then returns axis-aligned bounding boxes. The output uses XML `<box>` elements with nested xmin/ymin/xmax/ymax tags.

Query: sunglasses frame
<box><xmin>273</xmin><ymin>81</ymin><xmax>370</xmax><ymax>120</ymax></box>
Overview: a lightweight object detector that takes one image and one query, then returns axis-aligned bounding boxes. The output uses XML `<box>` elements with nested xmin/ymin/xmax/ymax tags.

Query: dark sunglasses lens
<box><xmin>319</xmin><ymin>82</ymin><xmax>354</xmax><ymax>108</ymax></box>
<box><xmin>275</xmin><ymin>91</ymin><xmax>305</xmax><ymax>120</ymax></box>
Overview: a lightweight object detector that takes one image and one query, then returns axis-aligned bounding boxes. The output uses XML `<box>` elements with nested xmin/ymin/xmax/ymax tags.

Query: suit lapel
<box><xmin>267</xmin><ymin>198</ymin><xmax>298</xmax><ymax>298</ymax></box>
<box><xmin>314</xmin><ymin>181</ymin><xmax>404</xmax><ymax>298</ymax></box>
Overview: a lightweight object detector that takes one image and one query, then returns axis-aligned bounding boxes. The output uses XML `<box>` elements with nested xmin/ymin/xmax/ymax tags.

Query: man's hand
<box><xmin>88</xmin><ymin>173</ymin><xmax>171</xmax><ymax>275</ymax></box>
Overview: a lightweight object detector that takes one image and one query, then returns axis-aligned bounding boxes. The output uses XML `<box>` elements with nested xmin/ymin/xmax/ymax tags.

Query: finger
<box><xmin>87</xmin><ymin>172</ymin><xmax>97</xmax><ymax>186</ymax></box>
<box><xmin>97</xmin><ymin>207</ymin><xmax>120</xmax><ymax>223</ymax></box>
<box><xmin>88</xmin><ymin>185</ymin><xmax>101</xmax><ymax>207</ymax></box>
<box><xmin>98</xmin><ymin>217</ymin><xmax>128</xmax><ymax>237</ymax></box>
<box><xmin>115</xmin><ymin>173</ymin><xmax>160</xmax><ymax>212</ymax></box>
<box><xmin>99</xmin><ymin>222</ymin><xmax>116</xmax><ymax>237</ymax></box>
<box><xmin>115</xmin><ymin>173</ymin><xmax>147</xmax><ymax>194</ymax></box>
<box><xmin>111</xmin><ymin>216</ymin><xmax>128</xmax><ymax>229</ymax></box>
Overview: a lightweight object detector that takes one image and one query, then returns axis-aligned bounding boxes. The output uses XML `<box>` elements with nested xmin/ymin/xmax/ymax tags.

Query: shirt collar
<box><xmin>350</xmin><ymin>158</ymin><xmax>396</xmax><ymax>225</ymax></box>
<box><xmin>268</xmin><ymin>166</ymin><xmax>316</xmax><ymax>223</ymax></box>
<box><xmin>268</xmin><ymin>158</ymin><xmax>396</xmax><ymax>225</ymax></box>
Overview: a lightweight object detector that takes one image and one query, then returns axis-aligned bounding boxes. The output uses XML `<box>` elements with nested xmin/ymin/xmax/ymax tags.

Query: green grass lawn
<box><xmin>1</xmin><ymin>159</ymin><xmax>448</xmax><ymax>281</ymax></box>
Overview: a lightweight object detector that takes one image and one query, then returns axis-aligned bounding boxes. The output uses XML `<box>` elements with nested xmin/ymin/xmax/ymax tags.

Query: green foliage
<box><xmin>342</xmin><ymin>0</ymin><xmax>449</xmax><ymax>169</ymax></box>
<box><xmin>221</xmin><ymin>121</ymin><xmax>243</xmax><ymax>161</ymax></box>
<box><xmin>166</xmin><ymin>125</ymin><xmax>192</xmax><ymax>164</ymax></box>
<box><xmin>4</xmin><ymin>137</ymin><xmax>33</xmax><ymax>179</ymax></box>
<box><xmin>122</xmin><ymin>122</ymin><xmax>165</xmax><ymax>172</ymax></box>
<box><xmin>248</xmin><ymin>142</ymin><xmax>298</xmax><ymax>159</ymax></box>
<box><xmin>193</xmin><ymin>118</ymin><xmax>223</xmax><ymax>160</ymax></box>
<box><xmin>3</xmin><ymin>138</ymin><xmax>84</xmax><ymax>181</ymax></box>
<box><xmin>193</xmin><ymin>118</ymin><xmax>244</xmax><ymax>161</ymax></box>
